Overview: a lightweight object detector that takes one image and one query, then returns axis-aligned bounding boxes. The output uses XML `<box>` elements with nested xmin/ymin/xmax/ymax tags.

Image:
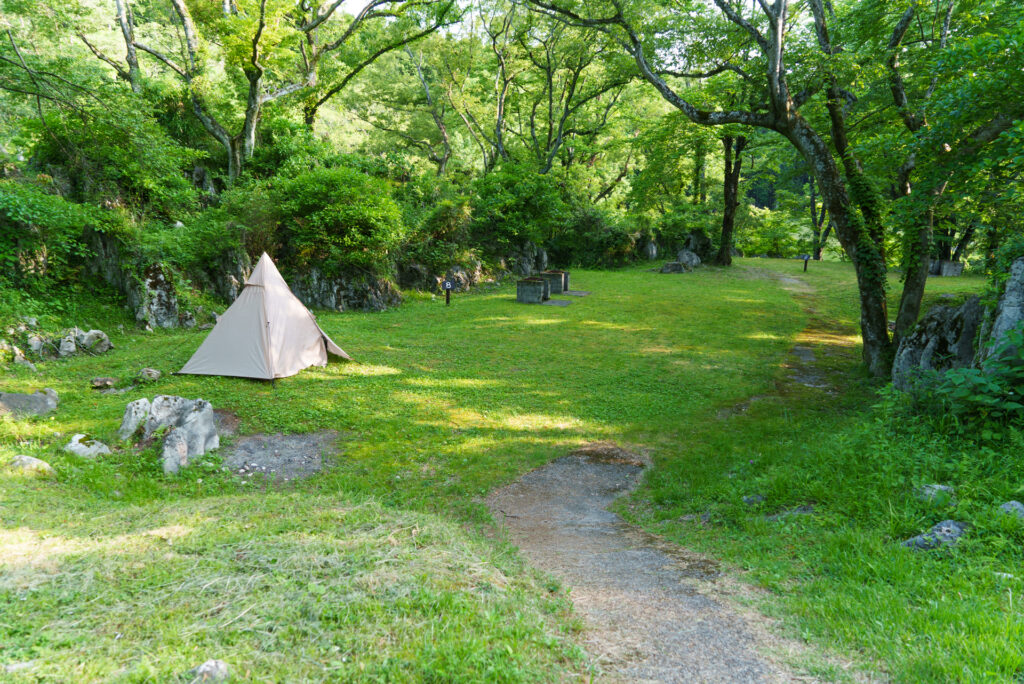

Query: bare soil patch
<box><xmin>221</xmin><ymin>430</ymin><xmax>339</xmax><ymax>482</ymax></box>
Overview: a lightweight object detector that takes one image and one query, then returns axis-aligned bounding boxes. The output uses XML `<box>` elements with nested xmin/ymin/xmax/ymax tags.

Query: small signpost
<box><xmin>803</xmin><ymin>254</ymin><xmax>810</xmax><ymax>272</ymax></box>
<box><xmin>442</xmin><ymin>279</ymin><xmax>454</xmax><ymax>306</ymax></box>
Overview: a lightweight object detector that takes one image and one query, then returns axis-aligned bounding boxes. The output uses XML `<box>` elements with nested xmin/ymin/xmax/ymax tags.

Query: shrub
<box><xmin>469</xmin><ymin>164</ymin><xmax>568</xmax><ymax>255</ymax></box>
<box><xmin>549</xmin><ymin>205</ymin><xmax>636</xmax><ymax>267</ymax></box>
<box><xmin>403</xmin><ymin>199</ymin><xmax>476</xmax><ymax>274</ymax></box>
<box><xmin>273</xmin><ymin>167</ymin><xmax>406</xmax><ymax>279</ymax></box>
<box><xmin>894</xmin><ymin>325</ymin><xmax>1024</xmax><ymax>440</ymax></box>
<box><xmin>0</xmin><ymin>180</ymin><xmax>104</xmax><ymax>291</ymax></box>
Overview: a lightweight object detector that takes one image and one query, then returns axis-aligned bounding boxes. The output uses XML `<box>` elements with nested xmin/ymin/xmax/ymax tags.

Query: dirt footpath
<box><xmin>487</xmin><ymin>443</ymin><xmax>816</xmax><ymax>683</ymax></box>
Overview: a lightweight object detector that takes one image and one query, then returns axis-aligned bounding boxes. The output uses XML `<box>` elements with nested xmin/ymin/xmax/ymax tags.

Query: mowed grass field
<box><xmin>3</xmin><ymin>259</ymin><xmax>1016</xmax><ymax>682</ymax></box>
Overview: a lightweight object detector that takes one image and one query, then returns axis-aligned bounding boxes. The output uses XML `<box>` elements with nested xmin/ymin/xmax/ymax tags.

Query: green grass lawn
<box><xmin>2</xmin><ymin>259</ymin><xmax>1017</xmax><ymax>682</ymax></box>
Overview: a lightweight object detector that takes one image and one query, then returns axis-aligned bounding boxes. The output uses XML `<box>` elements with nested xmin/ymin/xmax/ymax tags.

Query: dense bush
<box><xmin>469</xmin><ymin>163</ymin><xmax>568</xmax><ymax>255</ymax></box>
<box><xmin>402</xmin><ymin>199</ymin><xmax>476</xmax><ymax>274</ymax></box>
<box><xmin>735</xmin><ymin>205</ymin><xmax>807</xmax><ymax>257</ymax></box>
<box><xmin>273</xmin><ymin>167</ymin><xmax>406</xmax><ymax>279</ymax></box>
<box><xmin>655</xmin><ymin>202</ymin><xmax>716</xmax><ymax>253</ymax></box>
<box><xmin>0</xmin><ymin>179</ymin><xmax>105</xmax><ymax>291</ymax></box>
<box><xmin>548</xmin><ymin>205</ymin><xmax>636</xmax><ymax>267</ymax></box>
<box><xmin>27</xmin><ymin>100</ymin><xmax>201</xmax><ymax>215</ymax></box>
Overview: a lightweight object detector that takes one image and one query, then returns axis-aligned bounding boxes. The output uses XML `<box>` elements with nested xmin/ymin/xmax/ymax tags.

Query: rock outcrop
<box><xmin>291</xmin><ymin>269</ymin><xmax>401</xmax><ymax>312</ymax></box>
<box><xmin>892</xmin><ymin>296</ymin><xmax>982</xmax><ymax>390</ymax></box>
<box><xmin>978</xmin><ymin>256</ymin><xmax>1024</xmax><ymax>364</ymax></box>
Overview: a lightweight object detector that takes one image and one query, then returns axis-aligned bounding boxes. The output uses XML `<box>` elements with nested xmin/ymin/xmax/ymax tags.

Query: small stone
<box><xmin>766</xmin><ymin>505</ymin><xmax>815</xmax><ymax>522</ymax></box>
<box><xmin>14</xmin><ymin>357</ymin><xmax>37</xmax><ymax>371</ymax></box>
<box><xmin>8</xmin><ymin>454</ymin><xmax>55</xmax><ymax>477</ymax></box>
<box><xmin>186</xmin><ymin>658</ymin><xmax>230</xmax><ymax>683</ymax></box>
<box><xmin>22</xmin><ymin>316</ymin><xmax>38</xmax><ymax>328</ymax></box>
<box><xmin>138</xmin><ymin>368</ymin><xmax>161</xmax><ymax>382</ymax></box>
<box><xmin>26</xmin><ymin>333</ymin><xmax>46</xmax><ymax>355</ymax></box>
<box><xmin>994</xmin><ymin>572</ymin><xmax>1015</xmax><ymax>580</ymax></box>
<box><xmin>64</xmin><ymin>434</ymin><xmax>112</xmax><ymax>459</ymax></box>
<box><xmin>999</xmin><ymin>500</ymin><xmax>1024</xmax><ymax>519</ymax></box>
<box><xmin>742</xmin><ymin>494</ymin><xmax>765</xmax><ymax>506</ymax></box>
<box><xmin>91</xmin><ymin>377</ymin><xmax>118</xmax><ymax>389</ymax></box>
<box><xmin>916</xmin><ymin>484</ymin><xmax>955</xmax><ymax>504</ymax></box>
<box><xmin>903</xmin><ymin>520</ymin><xmax>967</xmax><ymax>550</ymax></box>
<box><xmin>198</xmin><ymin>323</ymin><xmax>214</xmax><ymax>331</ymax></box>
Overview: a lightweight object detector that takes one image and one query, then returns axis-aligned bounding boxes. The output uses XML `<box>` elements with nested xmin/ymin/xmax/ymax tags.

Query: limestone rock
<box><xmin>903</xmin><ymin>520</ymin><xmax>967</xmax><ymax>550</ymax></box>
<box><xmin>291</xmin><ymin>268</ymin><xmax>402</xmax><ymax>312</ymax></box>
<box><xmin>64</xmin><ymin>434</ymin><xmax>111</xmax><ymax>459</ymax></box>
<box><xmin>9</xmin><ymin>454</ymin><xmax>55</xmax><ymax>476</ymax></box>
<box><xmin>75</xmin><ymin>329</ymin><xmax>113</xmax><ymax>354</ymax></box>
<box><xmin>999</xmin><ymin>500</ymin><xmax>1024</xmax><ymax>519</ymax></box>
<box><xmin>660</xmin><ymin>262</ymin><xmax>685</xmax><ymax>274</ymax></box>
<box><xmin>186</xmin><ymin>659</ymin><xmax>231</xmax><ymax>683</ymax></box>
<box><xmin>978</xmin><ymin>256</ymin><xmax>1024</xmax><ymax>364</ymax></box>
<box><xmin>14</xmin><ymin>357</ymin><xmax>37</xmax><ymax>371</ymax></box>
<box><xmin>58</xmin><ymin>332</ymin><xmax>77</xmax><ymax>357</ymax></box>
<box><xmin>916</xmin><ymin>484</ymin><xmax>955</xmax><ymax>505</ymax></box>
<box><xmin>91</xmin><ymin>377</ymin><xmax>118</xmax><ymax>389</ymax></box>
<box><xmin>123</xmin><ymin>395</ymin><xmax>219</xmax><ymax>473</ymax></box>
<box><xmin>676</xmin><ymin>249</ymin><xmax>702</xmax><ymax>270</ymax></box>
<box><xmin>535</xmin><ymin>247</ymin><xmax>549</xmax><ymax>272</ymax></box>
<box><xmin>26</xmin><ymin>333</ymin><xmax>46</xmax><ymax>356</ymax></box>
<box><xmin>892</xmin><ymin>296</ymin><xmax>983</xmax><ymax>391</ymax></box>
<box><xmin>135</xmin><ymin>265</ymin><xmax>182</xmax><ymax>329</ymax></box>
<box><xmin>642</xmin><ymin>241</ymin><xmax>658</xmax><ymax>260</ymax></box>
<box><xmin>119</xmin><ymin>398</ymin><xmax>152</xmax><ymax>440</ymax></box>
<box><xmin>742</xmin><ymin>494</ymin><xmax>765</xmax><ymax>506</ymax></box>
<box><xmin>162</xmin><ymin>428</ymin><xmax>190</xmax><ymax>474</ymax></box>
<box><xmin>0</xmin><ymin>388</ymin><xmax>58</xmax><ymax>417</ymax></box>
<box><xmin>138</xmin><ymin>367</ymin><xmax>161</xmax><ymax>382</ymax></box>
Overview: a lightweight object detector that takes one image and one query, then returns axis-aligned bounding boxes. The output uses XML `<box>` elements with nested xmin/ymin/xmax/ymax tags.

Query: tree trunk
<box><xmin>715</xmin><ymin>134</ymin><xmax>746</xmax><ymax>266</ymax></box>
<box><xmin>785</xmin><ymin>118</ymin><xmax>893</xmax><ymax>375</ymax></box>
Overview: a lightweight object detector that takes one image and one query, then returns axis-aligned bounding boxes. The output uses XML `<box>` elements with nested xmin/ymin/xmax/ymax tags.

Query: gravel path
<box><xmin>488</xmin><ymin>443</ymin><xmax>808</xmax><ymax>683</ymax></box>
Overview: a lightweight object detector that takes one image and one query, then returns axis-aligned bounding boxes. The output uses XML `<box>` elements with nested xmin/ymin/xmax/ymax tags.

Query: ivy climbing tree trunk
<box><xmin>715</xmin><ymin>134</ymin><xmax>746</xmax><ymax>266</ymax></box>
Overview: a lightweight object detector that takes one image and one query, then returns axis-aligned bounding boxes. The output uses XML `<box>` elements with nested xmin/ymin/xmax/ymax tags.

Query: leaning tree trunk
<box><xmin>715</xmin><ymin>134</ymin><xmax>746</xmax><ymax>266</ymax></box>
<box><xmin>787</xmin><ymin>119</ymin><xmax>894</xmax><ymax>375</ymax></box>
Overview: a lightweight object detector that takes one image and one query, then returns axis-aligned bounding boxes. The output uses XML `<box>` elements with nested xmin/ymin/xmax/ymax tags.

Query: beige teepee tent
<box><xmin>179</xmin><ymin>253</ymin><xmax>350</xmax><ymax>380</ymax></box>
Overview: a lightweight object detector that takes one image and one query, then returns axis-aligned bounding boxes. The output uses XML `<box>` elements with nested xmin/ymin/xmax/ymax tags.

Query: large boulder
<box><xmin>511</xmin><ymin>242</ymin><xmax>539</xmax><ymax>276</ymax></box>
<box><xmin>64</xmin><ymin>434</ymin><xmax>111</xmax><ymax>459</ymax></box>
<box><xmin>120</xmin><ymin>396</ymin><xmax>219</xmax><ymax>473</ymax></box>
<box><xmin>641</xmin><ymin>241</ymin><xmax>658</xmax><ymax>260</ymax></box>
<box><xmin>0</xmin><ymin>389</ymin><xmax>58</xmax><ymax>417</ymax></box>
<box><xmin>978</xmin><ymin>256</ymin><xmax>1024</xmax><ymax>364</ymax></box>
<box><xmin>676</xmin><ymin>249</ymin><xmax>702</xmax><ymax>271</ymax></box>
<box><xmin>892</xmin><ymin>296</ymin><xmax>983</xmax><ymax>390</ymax></box>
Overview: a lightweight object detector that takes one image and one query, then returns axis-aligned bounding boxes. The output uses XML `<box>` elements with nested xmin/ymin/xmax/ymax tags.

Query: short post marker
<box><xmin>442</xmin><ymin>279</ymin><xmax>454</xmax><ymax>306</ymax></box>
